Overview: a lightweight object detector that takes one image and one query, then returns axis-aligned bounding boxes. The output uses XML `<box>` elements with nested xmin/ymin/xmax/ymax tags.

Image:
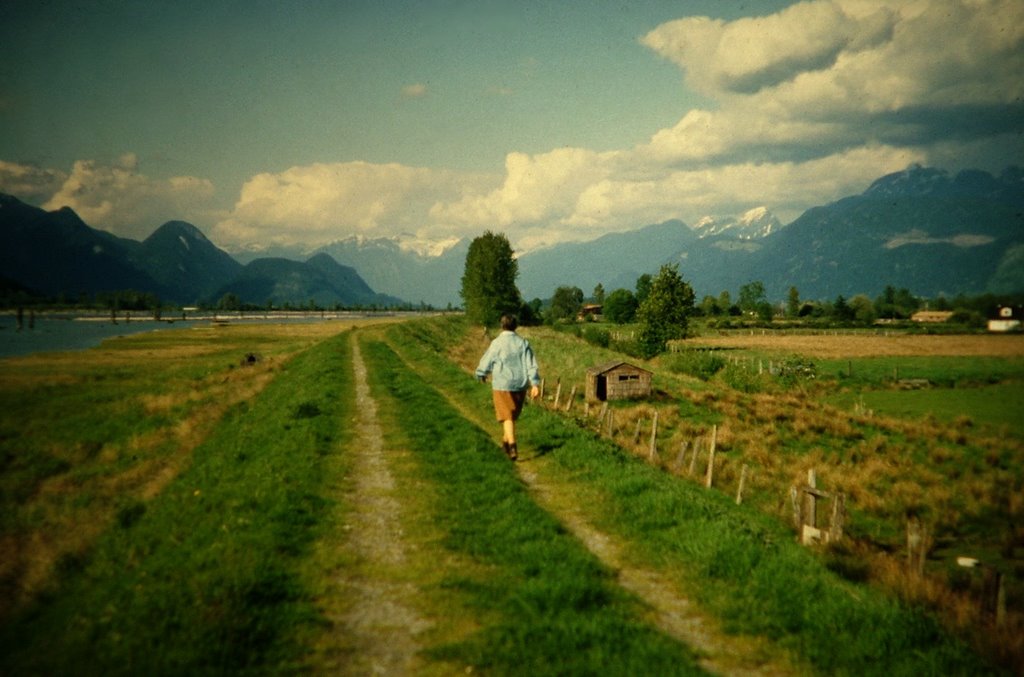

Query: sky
<box><xmin>2</xmin><ymin>0</ymin><xmax>1022</xmax><ymax>255</ymax></box>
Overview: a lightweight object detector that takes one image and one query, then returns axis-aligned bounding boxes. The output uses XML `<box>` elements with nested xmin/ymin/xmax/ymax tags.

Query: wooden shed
<box><xmin>586</xmin><ymin>361</ymin><xmax>652</xmax><ymax>402</ymax></box>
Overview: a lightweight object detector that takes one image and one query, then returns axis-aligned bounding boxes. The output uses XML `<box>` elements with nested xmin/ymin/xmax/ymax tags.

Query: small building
<box><xmin>988</xmin><ymin>306</ymin><xmax>1022</xmax><ymax>333</ymax></box>
<box><xmin>586</xmin><ymin>361</ymin><xmax>652</xmax><ymax>402</ymax></box>
<box><xmin>911</xmin><ymin>310</ymin><xmax>954</xmax><ymax>323</ymax></box>
<box><xmin>578</xmin><ymin>304</ymin><xmax>603</xmax><ymax>321</ymax></box>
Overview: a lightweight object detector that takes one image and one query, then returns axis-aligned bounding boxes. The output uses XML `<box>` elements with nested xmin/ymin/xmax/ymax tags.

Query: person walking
<box><xmin>475</xmin><ymin>314</ymin><xmax>541</xmax><ymax>461</ymax></box>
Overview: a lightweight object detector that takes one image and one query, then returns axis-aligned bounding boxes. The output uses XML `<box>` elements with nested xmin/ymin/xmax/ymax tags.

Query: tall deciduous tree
<box><xmin>738</xmin><ymin>280</ymin><xmax>767</xmax><ymax>313</ymax></box>
<box><xmin>787</xmin><ymin>286</ymin><xmax>801</xmax><ymax>318</ymax></box>
<box><xmin>604</xmin><ymin>288</ymin><xmax>638</xmax><ymax>324</ymax></box>
<box><xmin>460</xmin><ymin>231</ymin><xmax>522</xmax><ymax>327</ymax></box>
<box><xmin>636</xmin><ymin>264</ymin><xmax>695</xmax><ymax>358</ymax></box>
<box><xmin>549</xmin><ymin>286</ymin><xmax>584</xmax><ymax>322</ymax></box>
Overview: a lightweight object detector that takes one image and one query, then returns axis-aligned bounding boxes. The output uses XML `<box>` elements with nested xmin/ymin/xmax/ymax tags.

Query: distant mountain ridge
<box><xmin>2</xmin><ymin>165</ymin><xmax>1021</xmax><ymax>307</ymax></box>
<box><xmin>0</xmin><ymin>194</ymin><xmax>399</xmax><ymax>307</ymax></box>
<box><xmin>517</xmin><ymin>165</ymin><xmax>1023</xmax><ymax>301</ymax></box>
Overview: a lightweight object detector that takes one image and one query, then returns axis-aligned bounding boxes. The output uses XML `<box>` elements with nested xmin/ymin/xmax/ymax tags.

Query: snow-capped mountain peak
<box><xmin>693</xmin><ymin>207</ymin><xmax>781</xmax><ymax>239</ymax></box>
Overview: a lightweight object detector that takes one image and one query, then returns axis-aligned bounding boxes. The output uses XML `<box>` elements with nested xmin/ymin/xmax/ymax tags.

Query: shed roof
<box><xmin>586</xmin><ymin>361</ymin><xmax>652</xmax><ymax>377</ymax></box>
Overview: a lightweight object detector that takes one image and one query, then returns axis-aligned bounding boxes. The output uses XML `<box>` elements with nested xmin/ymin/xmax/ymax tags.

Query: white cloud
<box><xmin>10</xmin><ymin>1</ymin><xmax>1017</xmax><ymax>257</ymax></box>
<box><xmin>211</xmin><ymin>161</ymin><xmax>491</xmax><ymax>247</ymax></box>
<box><xmin>0</xmin><ymin>161</ymin><xmax>68</xmax><ymax>204</ymax></box>
<box><xmin>32</xmin><ymin>155</ymin><xmax>216</xmax><ymax>239</ymax></box>
<box><xmin>430</xmin><ymin>147</ymin><xmax>613</xmax><ymax>230</ymax></box>
<box><xmin>638</xmin><ymin>0</ymin><xmax>1024</xmax><ymax>168</ymax></box>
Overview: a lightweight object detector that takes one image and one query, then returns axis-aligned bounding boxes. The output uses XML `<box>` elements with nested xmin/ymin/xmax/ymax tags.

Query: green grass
<box><xmin>382</xmin><ymin>316</ymin><xmax>999</xmax><ymax>676</ymax></box>
<box><xmin>820</xmin><ymin>355</ymin><xmax>1024</xmax><ymax>387</ymax></box>
<box><xmin>0</xmin><ymin>333</ymin><xmax>355</xmax><ymax>675</ymax></box>
<box><xmin>361</xmin><ymin>335</ymin><xmax>705</xmax><ymax>675</ymax></box>
<box><xmin>828</xmin><ymin>381</ymin><xmax>1024</xmax><ymax>431</ymax></box>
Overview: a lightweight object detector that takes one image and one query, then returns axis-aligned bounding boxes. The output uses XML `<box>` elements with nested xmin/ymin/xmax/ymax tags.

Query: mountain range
<box><xmin>0</xmin><ymin>194</ymin><xmax>400</xmax><ymax>307</ymax></box>
<box><xmin>517</xmin><ymin>165</ymin><xmax>1023</xmax><ymax>301</ymax></box>
<box><xmin>1</xmin><ymin>165</ymin><xmax>1021</xmax><ymax>308</ymax></box>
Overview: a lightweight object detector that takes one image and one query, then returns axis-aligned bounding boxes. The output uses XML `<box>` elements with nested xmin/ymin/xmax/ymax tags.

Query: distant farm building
<box><xmin>911</xmin><ymin>310</ymin><xmax>954</xmax><ymax>323</ymax></box>
<box><xmin>586</xmin><ymin>361</ymin><xmax>652</xmax><ymax>402</ymax></box>
<box><xmin>988</xmin><ymin>306</ymin><xmax>1022</xmax><ymax>332</ymax></box>
<box><xmin>578</xmin><ymin>304</ymin><xmax>603</xmax><ymax>321</ymax></box>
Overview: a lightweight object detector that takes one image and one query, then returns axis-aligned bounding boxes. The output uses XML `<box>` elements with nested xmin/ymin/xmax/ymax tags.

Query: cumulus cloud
<box><xmin>211</xmin><ymin>161</ymin><xmax>492</xmax><ymax>248</ymax></box>
<box><xmin>37</xmin><ymin>154</ymin><xmax>217</xmax><ymax>239</ymax></box>
<box><xmin>46</xmin><ymin>0</ymin><xmax>1013</xmax><ymax>255</ymax></box>
<box><xmin>639</xmin><ymin>0</ymin><xmax>1024</xmax><ymax>167</ymax></box>
<box><xmin>431</xmin><ymin>148</ymin><xmax>612</xmax><ymax>227</ymax></box>
<box><xmin>0</xmin><ymin>161</ymin><xmax>68</xmax><ymax>205</ymax></box>
<box><xmin>429</xmin><ymin>0</ymin><xmax>1022</xmax><ymax>252</ymax></box>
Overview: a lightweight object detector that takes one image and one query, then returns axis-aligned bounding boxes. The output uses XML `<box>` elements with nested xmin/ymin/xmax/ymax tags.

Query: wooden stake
<box><xmin>688</xmin><ymin>439</ymin><xmax>701</xmax><ymax>476</ymax></box>
<box><xmin>553</xmin><ymin>382</ymin><xmax>562</xmax><ymax>410</ymax></box>
<box><xmin>633</xmin><ymin>417</ymin><xmax>643</xmax><ymax>444</ymax></box>
<box><xmin>704</xmin><ymin>425</ymin><xmax>718</xmax><ymax>488</ymax></box>
<box><xmin>648</xmin><ymin>411</ymin><xmax>659</xmax><ymax>461</ymax></box>
<box><xmin>790</xmin><ymin>486</ymin><xmax>802</xmax><ymax>530</ymax></box>
<box><xmin>606</xmin><ymin>409</ymin><xmax>614</xmax><ymax>437</ymax></box>
<box><xmin>564</xmin><ymin>385</ymin><xmax>577</xmax><ymax>413</ymax></box>
<box><xmin>673</xmin><ymin>440</ymin><xmax>689</xmax><ymax>472</ymax></box>
<box><xmin>803</xmin><ymin>469</ymin><xmax>818</xmax><ymax>528</ymax></box>
<box><xmin>735</xmin><ymin>464</ymin><xmax>749</xmax><ymax>505</ymax></box>
<box><xmin>829</xmin><ymin>492</ymin><xmax>846</xmax><ymax>542</ymax></box>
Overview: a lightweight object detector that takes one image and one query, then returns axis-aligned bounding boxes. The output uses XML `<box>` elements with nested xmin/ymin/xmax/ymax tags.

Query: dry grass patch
<box><xmin>690</xmin><ymin>333</ymin><xmax>1024</xmax><ymax>358</ymax></box>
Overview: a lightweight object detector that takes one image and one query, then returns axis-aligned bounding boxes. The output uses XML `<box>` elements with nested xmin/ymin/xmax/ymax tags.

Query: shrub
<box><xmin>666</xmin><ymin>350</ymin><xmax>727</xmax><ymax>381</ymax></box>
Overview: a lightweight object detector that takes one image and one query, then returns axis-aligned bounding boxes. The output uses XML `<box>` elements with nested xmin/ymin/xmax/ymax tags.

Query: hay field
<box><xmin>688</xmin><ymin>332</ymin><xmax>1024</xmax><ymax>359</ymax></box>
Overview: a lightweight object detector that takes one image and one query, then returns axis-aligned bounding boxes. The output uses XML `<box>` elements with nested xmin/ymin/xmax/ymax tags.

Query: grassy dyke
<box><xmin>359</xmin><ymin>335</ymin><xmax>706</xmax><ymax>676</ymax></box>
<box><xmin>0</xmin><ymin>332</ymin><xmax>355</xmax><ymax>675</ymax></box>
<box><xmin>382</xmin><ymin>316</ymin><xmax>999</xmax><ymax>675</ymax></box>
<box><xmin>0</xmin><ymin>322</ymin><xmax>348</xmax><ymax>616</ymax></box>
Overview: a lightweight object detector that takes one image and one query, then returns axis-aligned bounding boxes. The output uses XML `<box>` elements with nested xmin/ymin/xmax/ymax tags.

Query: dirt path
<box><xmin>518</xmin><ymin>460</ymin><xmax>799</xmax><ymax>677</ymax></box>
<box><xmin>329</xmin><ymin>339</ymin><xmax>430</xmax><ymax>675</ymax></box>
<box><xmin>383</xmin><ymin>340</ymin><xmax>801</xmax><ymax>676</ymax></box>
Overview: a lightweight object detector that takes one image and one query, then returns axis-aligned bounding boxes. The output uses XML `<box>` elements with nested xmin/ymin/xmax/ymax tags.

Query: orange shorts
<box><xmin>492</xmin><ymin>389</ymin><xmax>527</xmax><ymax>422</ymax></box>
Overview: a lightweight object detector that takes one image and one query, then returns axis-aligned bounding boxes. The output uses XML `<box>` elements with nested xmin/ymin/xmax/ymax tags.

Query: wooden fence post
<box><xmin>906</xmin><ymin>516</ymin><xmax>928</xmax><ymax>576</ymax></box>
<box><xmin>735</xmin><ymin>464</ymin><xmax>749</xmax><ymax>505</ymax></box>
<box><xmin>704</xmin><ymin>425</ymin><xmax>718</xmax><ymax>488</ymax></box>
<box><xmin>790</xmin><ymin>486</ymin><xmax>802</xmax><ymax>530</ymax></box>
<box><xmin>803</xmin><ymin>469</ymin><xmax>818</xmax><ymax>528</ymax></box>
<box><xmin>829</xmin><ymin>492</ymin><xmax>846</xmax><ymax>542</ymax></box>
<box><xmin>606</xmin><ymin>409</ymin><xmax>615</xmax><ymax>437</ymax></box>
<box><xmin>633</xmin><ymin>417</ymin><xmax>644</xmax><ymax>444</ymax></box>
<box><xmin>564</xmin><ymin>385</ymin><xmax>577</xmax><ymax>413</ymax></box>
<box><xmin>553</xmin><ymin>382</ymin><xmax>562</xmax><ymax>410</ymax></box>
<box><xmin>688</xmin><ymin>439</ymin><xmax>701</xmax><ymax>476</ymax></box>
<box><xmin>648</xmin><ymin>411</ymin><xmax>659</xmax><ymax>461</ymax></box>
<box><xmin>673</xmin><ymin>441</ymin><xmax>689</xmax><ymax>472</ymax></box>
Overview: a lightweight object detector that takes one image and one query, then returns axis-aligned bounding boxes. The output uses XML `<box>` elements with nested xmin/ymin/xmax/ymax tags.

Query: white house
<box><xmin>988</xmin><ymin>306</ymin><xmax>1022</xmax><ymax>332</ymax></box>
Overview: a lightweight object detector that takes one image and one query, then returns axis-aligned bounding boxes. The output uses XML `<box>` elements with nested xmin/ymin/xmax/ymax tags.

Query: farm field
<box><xmin>0</xmin><ymin>316</ymin><xmax>1019</xmax><ymax>674</ymax></box>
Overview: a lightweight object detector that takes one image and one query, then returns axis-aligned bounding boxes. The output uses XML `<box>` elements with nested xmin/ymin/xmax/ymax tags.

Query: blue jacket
<box><xmin>475</xmin><ymin>330</ymin><xmax>541</xmax><ymax>392</ymax></box>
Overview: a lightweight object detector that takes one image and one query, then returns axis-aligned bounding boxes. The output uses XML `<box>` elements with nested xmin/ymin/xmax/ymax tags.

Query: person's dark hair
<box><xmin>500</xmin><ymin>314</ymin><xmax>518</xmax><ymax>331</ymax></box>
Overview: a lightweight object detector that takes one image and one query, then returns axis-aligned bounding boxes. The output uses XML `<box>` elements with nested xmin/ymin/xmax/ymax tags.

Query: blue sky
<box><xmin>2</xmin><ymin>0</ymin><xmax>1022</xmax><ymax>254</ymax></box>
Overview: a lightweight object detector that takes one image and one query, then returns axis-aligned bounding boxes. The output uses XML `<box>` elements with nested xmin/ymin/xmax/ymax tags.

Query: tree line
<box><xmin>460</xmin><ymin>231</ymin><xmax>1023</xmax><ymax>359</ymax></box>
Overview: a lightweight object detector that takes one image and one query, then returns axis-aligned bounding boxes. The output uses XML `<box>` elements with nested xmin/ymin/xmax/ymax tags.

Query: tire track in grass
<box><xmin>330</xmin><ymin>338</ymin><xmax>430</xmax><ymax>675</ymax></box>
<box><xmin>381</xmin><ymin>326</ymin><xmax>801</xmax><ymax>677</ymax></box>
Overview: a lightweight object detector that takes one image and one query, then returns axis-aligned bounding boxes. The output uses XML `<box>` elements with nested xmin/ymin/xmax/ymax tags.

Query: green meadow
<box><xmin>0</xmin><ymin>316</ymin><xmax>1016</xmax><ymax>674</ymax></box>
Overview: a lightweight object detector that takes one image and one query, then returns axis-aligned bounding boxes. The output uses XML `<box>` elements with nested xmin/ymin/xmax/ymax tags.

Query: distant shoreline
<box><xmin>0</xmin><ymin>310</ymin><xmax>448</xmax><ymax>359</ymax></box>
